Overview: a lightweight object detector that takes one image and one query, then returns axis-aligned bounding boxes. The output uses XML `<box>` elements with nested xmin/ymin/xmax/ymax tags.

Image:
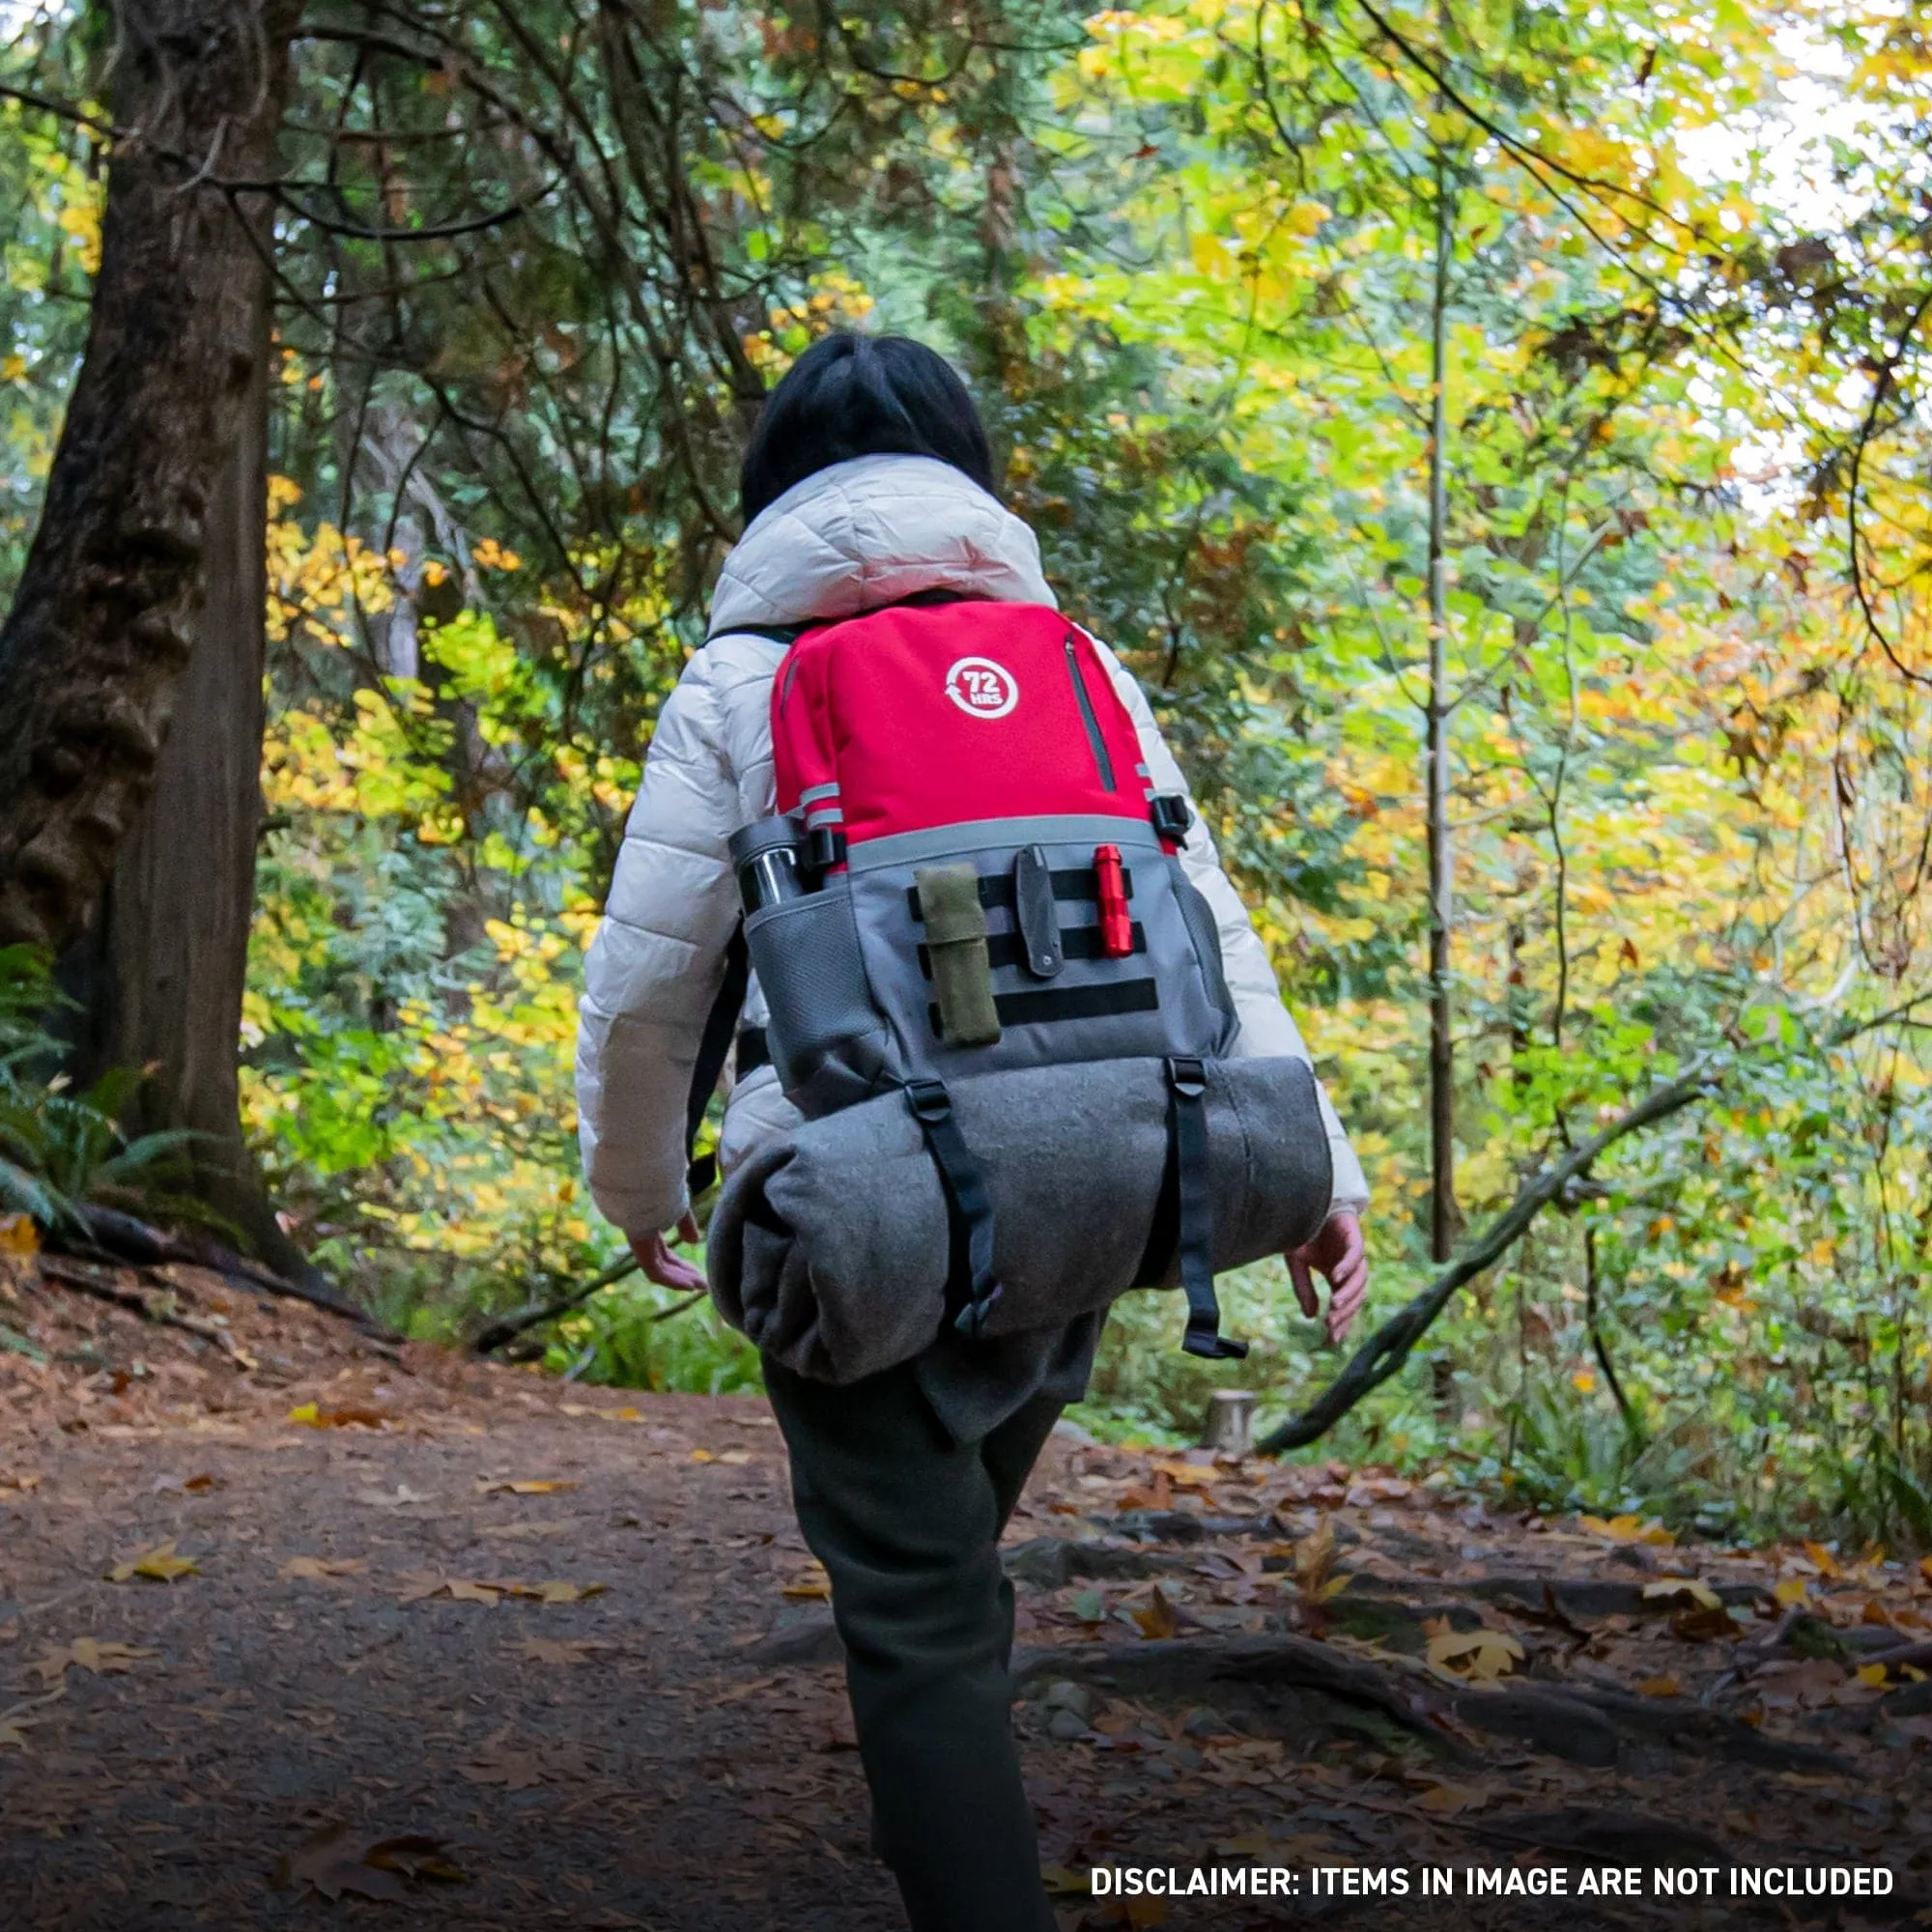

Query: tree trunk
<box><xmin>0</xmin><ymin>0</ymin><xmax>301</xmax><ymax>953</ymax></box>
<box><xmin>57</xmin><ymin>270</ymin><xmax>313</xmax><ymax>1279</ymax></box>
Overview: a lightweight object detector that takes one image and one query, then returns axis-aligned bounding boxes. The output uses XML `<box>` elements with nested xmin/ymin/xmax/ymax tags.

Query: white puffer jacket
<box><xmin>575</xmin><ymin>454</ymin><xmax>1370</xmax><ymax>1238</ymax></box>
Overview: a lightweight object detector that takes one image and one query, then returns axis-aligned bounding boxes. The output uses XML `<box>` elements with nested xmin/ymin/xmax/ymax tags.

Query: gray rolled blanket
<box><xmin>707</xmin><ymin>1054</ymin><xmax>1332</xmax><ymax>1387</ymax></box>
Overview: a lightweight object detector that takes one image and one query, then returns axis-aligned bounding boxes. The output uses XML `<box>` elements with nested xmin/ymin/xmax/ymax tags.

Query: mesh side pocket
<box><xmin>1171</xmin><ymin>862</ymin><xmax>1239</xmax><ymax>1054</ymax></box>
<box><xmin>746</xmin><ymin>884</ymin><xmax>898</xmax><ymax>1117</ymax></box>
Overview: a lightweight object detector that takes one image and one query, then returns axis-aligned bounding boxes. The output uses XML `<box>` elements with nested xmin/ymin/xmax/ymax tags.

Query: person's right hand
<box><xmin>630</xmin><ymin>1210</ymin><xmax>706</xmax><ymax>1293</ymax></box>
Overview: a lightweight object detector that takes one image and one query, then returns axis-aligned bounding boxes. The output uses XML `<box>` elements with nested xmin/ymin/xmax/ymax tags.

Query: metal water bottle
<box><xmin>729</xmin><ymin>816</ymin><xmax>811</xmax><ymax>915</ymax></box>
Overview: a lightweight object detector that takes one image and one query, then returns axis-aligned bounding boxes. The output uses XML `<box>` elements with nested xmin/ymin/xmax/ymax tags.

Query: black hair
<box><xmin>738</xmin><ymin>332</ymin><xmax>998</xmax><ymax>526</ymax></box>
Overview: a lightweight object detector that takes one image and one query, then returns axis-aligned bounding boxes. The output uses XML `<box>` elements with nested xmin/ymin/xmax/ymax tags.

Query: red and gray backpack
<box><xmin>692</xmin><ymin>596</ymin><xmax>1260</xmax><ymax>1360</ymax></box>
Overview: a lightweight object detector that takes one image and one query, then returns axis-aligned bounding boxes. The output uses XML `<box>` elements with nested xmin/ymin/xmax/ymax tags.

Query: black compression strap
<box><xmin>1166</xmin><ymin>1057</ymin><xmax>1247</xmax><ymax>1361</ymax></box>
<box><xmin>905</xmin><ymin>1078</ymin><xmax>1003</xmax><ymax>1339</ymax></box>
<box><xmin>684</xmin><ymin>926</ymin><xmax>749</xmax><ymax>1200</ymax></box>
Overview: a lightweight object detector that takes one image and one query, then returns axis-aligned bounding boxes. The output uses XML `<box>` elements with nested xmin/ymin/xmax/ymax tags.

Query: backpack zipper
<box><xmin>1064</xmin><ymin>635</ymin><xmax>1116</xmax><ymax>790</ymax></box>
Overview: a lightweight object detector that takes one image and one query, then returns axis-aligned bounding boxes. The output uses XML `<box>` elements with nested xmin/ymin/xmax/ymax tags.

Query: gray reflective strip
<box><xmin>1135</xmin><ymin>763</ymin><xmax>1151</xmax><ymax>777</ymax></box>
<box><xmin>847</xmin><ymin>814</ymin><xmax>1161</xmax><ymax>873</ymax></box>
<box><xmin>807</xmin><ymin>805</ymin><xmax>844</xmax><ymax>824</ymax></box>
<box><xmin>798</xmin><ymin>781</ymin><xmax>841</xmax><ymax>807</ymax></box>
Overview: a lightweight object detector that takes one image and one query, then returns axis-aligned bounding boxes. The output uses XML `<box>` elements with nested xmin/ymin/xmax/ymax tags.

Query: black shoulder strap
<box><xmin>684</xmin><ymin>925</ymin><xmax>749</xmax><ymax>1201</ymax></box>
<box><xmin>704</xmin><ymin>623</ymin><xmax>807</xmax><ymax>649</ymax></box>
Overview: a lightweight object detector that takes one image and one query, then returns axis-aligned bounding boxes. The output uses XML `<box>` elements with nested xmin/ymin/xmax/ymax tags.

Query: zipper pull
<box><xmin>1094</xmin><ymin>843</ymin><xmax>1133</xmax><ymax>957</ymax></box>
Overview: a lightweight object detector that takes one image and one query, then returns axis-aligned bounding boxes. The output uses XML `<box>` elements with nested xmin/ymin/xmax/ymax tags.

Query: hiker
<box><xmin>576</xmin><ymin>332</ymin><xmax>1371</xmax><ymax>1931</ymax></box>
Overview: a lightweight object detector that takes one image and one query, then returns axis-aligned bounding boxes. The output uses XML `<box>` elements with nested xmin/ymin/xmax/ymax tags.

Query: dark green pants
<box><xmin>764</xmin><ymin>1359</ymin><xmax>1061</xmax><ymax>1932</ymax></box>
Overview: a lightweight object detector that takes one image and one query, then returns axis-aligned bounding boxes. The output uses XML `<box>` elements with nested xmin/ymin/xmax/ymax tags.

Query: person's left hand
<box><xmin>629</xmin><ymin>1210</ymin><xmax>706</xmax><ymax>1293</ymax></box>
<box><xmin>1287</xmin><ymin>1209</ymin><xmax>1368</xmax><ymax>1345</ymax></box>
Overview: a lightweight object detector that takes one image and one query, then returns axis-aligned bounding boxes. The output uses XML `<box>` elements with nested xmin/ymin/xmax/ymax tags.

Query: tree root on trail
<box><xmin>55</xmin><ymin>1202</ymin><xmax>385</xmax><ymax>1333</ymax></box>
<box><xmin>1008</xmin><ymin>1634</ymin><xmax>1858</xmax><ymax>1776</ymax></box>
<box><xmin>1012</xmin><ymin>1633</ymin><xmax>1476</xmax><ymax>1760</ymax></box>
<box><xmin>37</xmin><ymin>1254</ymin><xmax>260</xmax><ymax>1364</ymax></box>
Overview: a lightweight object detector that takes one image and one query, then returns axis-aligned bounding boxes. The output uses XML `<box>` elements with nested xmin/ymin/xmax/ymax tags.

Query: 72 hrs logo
<box><xmin>943</xmin><ymin>656</ymin><xmax>1019</xmax><ymax>720</ymax></box>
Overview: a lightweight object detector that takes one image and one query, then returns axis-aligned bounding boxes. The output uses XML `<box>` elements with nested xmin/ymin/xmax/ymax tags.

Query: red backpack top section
<box><xmin>770</xmin><ymin>601</ymin><xmax>1151</xmax><ymax>846</ymax></box>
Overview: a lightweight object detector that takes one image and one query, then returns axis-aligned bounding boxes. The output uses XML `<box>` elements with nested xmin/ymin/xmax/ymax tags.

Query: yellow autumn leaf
<box><xmin>1417</xmin><ymin>1781</ymin><xmax>1488</xmax><ymax>1813</ymax></box>
<box><xmin>1804</xmin><ymin>1540</ymin><xmax>1841</xmax><ymax>1578</ymax></box>
<box><xmin>478</xmin><ymin>1479</ymin><xmax>579</xmax><ymax>1495</ymax></box>
<box><xmin>0</xmin><ymin>1212</ymin><xmax>38</xmax><ymax>1258</ymax></box>
<box><xmin>1774</xmin><ymin>1577</ymin><xmax>1809</xmax><ymax>1607</ymax></box>
<box><xmin>1579</xmin><ymin>1513</ymin><xmax>1676</xmax><ymax>1547</ymax></box>
<box><xmin>1644</xmin><ymin>1577</ymin><xmax>1722</xmax><ymax>1610</ymax></box>
<box><xmin>1857</xmin><ymin>1662</ymin><xmax>1889</xmax><ymax>1689</ymax></box>
<box><xmin>1425</xmin><ymin>1628</ymin><xmax>1523</xmax><ymax>1682</ymax></box>
<box><xmin>108</xmin><ymin>1542</ymin><xmax>199</xmax><ymax>1584</ymax></box>
<box><xmin>1150</xmin><ymin>1461</ymin><xmax>1218</xmax><ymax>1487</ymax></box>
<box><xmin>1638</xmin><ymin>1675</ymin><xmax>1682</xmax><ymax>1698</ymax></box>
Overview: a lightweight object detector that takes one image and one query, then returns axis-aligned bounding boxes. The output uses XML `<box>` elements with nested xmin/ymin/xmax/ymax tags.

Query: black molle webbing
<box><xmin>906</xmin><ymin>865</ymin><xmax>1133</xmax><ymax>922</ymax></box>
<box><xmin>905</xmin><ymin>1079</ymin><xmax>1003</xmax><ymax>1338</ymax></box>
<box><xmin>1167</xmin><ymin>1056</ymin><xmax>1246</xmax><ymax>1360</ymax></box>
<box><xmin>917</xmin><ymin>923</ymin><xmax>1147</xmax><ymax>979</ymax></box>
<box><xmin>927</xmin><ymin>977</ymin><xmax>1158</xmax><ymax>1037</ymax></box>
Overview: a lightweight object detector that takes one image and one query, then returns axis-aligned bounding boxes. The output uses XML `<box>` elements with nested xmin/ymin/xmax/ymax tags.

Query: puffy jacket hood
<box><xmin>707</xmin><ymin>453</ymin><xmax>1056</xmax><ymax>637</ymax></box>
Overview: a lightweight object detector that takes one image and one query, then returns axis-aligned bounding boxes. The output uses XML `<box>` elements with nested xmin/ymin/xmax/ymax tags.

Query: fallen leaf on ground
<box><xmin>1150</xmin><ymin>1461</ymin><xmax>1218</xmax><ymax>1488</ymax></box>
<box><xmin>529</xmin><ymin>1579</ymin><xmax>605</xmax><ymax>1605</ymax></box>
<box><xmin>1130</xmin><ymin>1585</ymin><xmax>1182</xmax><ymax>1640</ymax></box>
<box><xmin>287</xmin><ymin>1403</ymin><xmax>391</xmax><ymax>1430</ymax></box>
<box><xmin>0</xmin><ymin>1473</ymin><xmax>42</xmax><ymax>1493</ymax></box>
<box><xmin>0</xmin><ymin>1213</ymin><xmax>37</xmax><ymax>1258</ymax></box>
<box><xmin>1579</xmin><ymin>1513</ymin><xmax>1675</xmax><ymax>1547</ymax></box>
<box><xmin>478</xmin><ymin>1479</ymin><xmax>579</xmax><ymax>1495</ymax></box>
<box><xmin>476</xmin><ymin>1519</ymin><xmax>571</xmax><ymax>1542</ymax></box>
<box><xmin>107</xmin><ymin>1541</ymin><xmax>199</xmax><ymax>1583</ymax></box>
<box><xmin>1858</xmin><ymin>1662</ymin><xmax>1890</xmax><ymax>1688</ymax></box>
<box><xmin>397</xmin><ymin>1574</ymin><xmax>606</xmax><ymax>1606</ymax></box>
<box><xmin>782</xmin><ymin>1564</ymin><xmax>830</xmax><ymax>1600</ymax></box>
<box><xmin>612</xmin><ymin>1406</ymin><xmax>642</xmax><ymax>1421</ymax></box>
<box><xmin>457</xmin><ymin>1730</ymin><xmax>589</xmax><ymax>1790</ymax></box>
<box><xmin>279</xmin><ymin>1556</ymin><xmax>365</xmax><ymax>1582</ymax></box>
<box><xmin>520</xmin><ymin>1637</ymin><xmax>611</xmax><ymax>1666</ymax></box>
<box><xmin>1416</xmin><ymin>1781</ymin><xmax>1489</xmax><ymax>1814</ymax></box>
<box><xmin>273</xmin><ymin>1823</ymin><xmax>468</xmax><ymax>1902</ymax></box>
<box><xmin>1644</xmin><ymin>1577</ymin><xmax>1722</xmax><ymax>1610</ymax></box>
<box><xmin>354</xmin><ymin>1485</ymin><xmax>432</xmax><ymax>1510</ymax></box>
<box><xmin>1639</xmin><ymin>1675</ymin><xmax>1683</xmax><ymax>1698</ymax></box>
<box><xmin>1672</xmin><ymin>1604</ymin><xmax>1745</xmax><ymax>1642</ymax></box>
<box><xmin>1919</xmin><ymin>1555</ymin><xmax>1932</xmax><ymax>1587</ymax></box>
<box><xmin>1426</xmin><ymin>1628</ymin><xmax>1523</xmax><ymax>1683</ymax></box>
<box><xmin>1804</xmin><ymin>1540</ymin><xmax>1841</xmax><ymax>1578</ymax></box>
<box><xmin>31</xmin><ymin>1639</ymin><xmax>157</xmax><ymax>1686</ymax></box>
<box><xmin>1774</xmin><ymin>1577</ymin><xmax>1809</xmax><ymax>1606</ymax></box>
<box><xmin>151</xmin><ymin>1472</ymin><xmax>222</xmax><ymax>1494</ymax></box>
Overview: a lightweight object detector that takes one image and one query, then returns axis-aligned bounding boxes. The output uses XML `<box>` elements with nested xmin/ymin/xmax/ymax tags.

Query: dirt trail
<box><xmin>3</xmin><ymin>1260</ymin><xmax>1930</xmax><ymax>1930</ymax></box>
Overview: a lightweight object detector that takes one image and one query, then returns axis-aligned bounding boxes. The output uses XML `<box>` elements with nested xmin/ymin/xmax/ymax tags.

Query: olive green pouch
<box><xmin>916</xmin><ymin>863</ymin><xmax>1002</xmax><ymax>1047</ymax></box>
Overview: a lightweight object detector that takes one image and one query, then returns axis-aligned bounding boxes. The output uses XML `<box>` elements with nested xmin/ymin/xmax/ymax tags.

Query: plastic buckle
<box><xmin>1151</xmin><ymin>794</ymin><xmax>1192</xmax><ymax>841</ymax></box>
<box><xmin>1167</xmin><ymin>1056</ymin><xmax>1208</xmax><ymax>1100</ymax></box>
<box><xmin>807</xmin><ymin>826</ymin><xmax>847</xmax><ymax>873</ymax></box>
<box><xmin>905</xmin><ymin>1078</ymin><xmax>952</xmax><ymax>1126</ymax></box>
